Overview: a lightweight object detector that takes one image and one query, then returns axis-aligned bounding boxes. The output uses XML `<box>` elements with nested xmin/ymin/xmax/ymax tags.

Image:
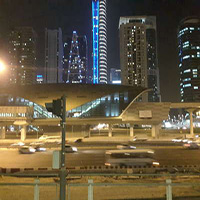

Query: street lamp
<box><xmin>0</xmin><ymin>61</ymin><xmax>5</xmax><ymax>72</ymax></box>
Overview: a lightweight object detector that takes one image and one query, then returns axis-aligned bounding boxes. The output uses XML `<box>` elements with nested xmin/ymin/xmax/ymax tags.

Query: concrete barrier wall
<box><xmin>1</xmin><ymin>165</ymin><xmax>200</xmax><ymax>174</ymax></box>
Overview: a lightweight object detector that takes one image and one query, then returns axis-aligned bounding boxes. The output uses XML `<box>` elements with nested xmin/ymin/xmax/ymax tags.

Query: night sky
<box><xmin>0</xmin><ymin>0</ymin><xmax>199</xmax><ymax>102</ymax></box>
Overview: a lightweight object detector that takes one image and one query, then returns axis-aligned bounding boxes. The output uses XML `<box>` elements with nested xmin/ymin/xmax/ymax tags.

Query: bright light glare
<box><xmin>0</xmin><ymin>61</ymin><xmax>5</xmax><ymax>72</ymax></box>
<box><xmin>164</xmin><ymin>122</ymin><xmax>172</xmax><ymax>128</ymax></box>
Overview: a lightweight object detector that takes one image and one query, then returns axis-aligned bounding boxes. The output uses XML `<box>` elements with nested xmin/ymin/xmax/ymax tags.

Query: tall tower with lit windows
<box><xmin>119</xmin><ymin>16</ymin><xmax>160</xmax><ymax>102</ymax></box>
<box><xmin>178</xmin><ymin>17</ymin><xmax>200</xmax><ymax>102</ymax></box>
<box><xmin>8</xmin><ymin>27</ymin><xmax>37</xmax><ymax>85</ymax></box>
<box><xmin>67</xmin><ymin>31</ymin><xmax>87</xmax><ymax>83</ymax></box>
<box><xmin>92</xmin><ymin>0</ymin><xmax>107</xmax><ymax>84</ymax></box>
<box><xmin>45</xmin><ymin>28</ymin><xmax>63</xmax><ymax>83</ymax></box>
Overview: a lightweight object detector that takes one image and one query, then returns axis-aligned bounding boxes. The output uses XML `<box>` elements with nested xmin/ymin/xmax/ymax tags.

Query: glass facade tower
<box><xmin>178</xmin><ymin>17</ymin><xmax>200</xmax><ymax>102</ymax></box>
<box><xmin>8</xmin><ymin>27</ymin><xmax>37</xmax><ymax>85</ymax></box>
<box><xmin>45</xmin><ymin>28</ymin><xmax>63</xmax><ymax>83</ymax></box>
<box><xmin>92</xmin><ymin>0</ymin><xmax>107</xmax><ymax>84</ymax></box>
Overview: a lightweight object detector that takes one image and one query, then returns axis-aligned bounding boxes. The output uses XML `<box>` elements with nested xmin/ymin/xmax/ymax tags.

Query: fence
<box><xmin>0</xmin><ymin>173</ymin><xmax>200</xmax><ymax>200</ymax></box>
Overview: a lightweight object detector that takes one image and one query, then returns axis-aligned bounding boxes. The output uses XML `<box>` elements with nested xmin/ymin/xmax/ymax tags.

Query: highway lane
<box><xmin>0</xmin><ymin>147</ymin><xmax>200</xmax><ymax>168</ymax></box>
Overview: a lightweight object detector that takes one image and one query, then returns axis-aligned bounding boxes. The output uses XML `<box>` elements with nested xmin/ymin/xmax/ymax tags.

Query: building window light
<box><xmin>184</xmin><ymin>84</ymin><xmax>191</xmax><ymax>88</ymax></box>
<box><xmin>184</xmin><ymin>69</ymin><xmax>191</xmax><ymax>73</ymax></box>
<box><xmin>183</xmin><ymin>55</ymin><xmax>190</xmax><ymax>60</ymax></box>
<box><xmin>183</xmin><ymin>78</ymin><xmax>191</xmax><ymax>82</ymax></box>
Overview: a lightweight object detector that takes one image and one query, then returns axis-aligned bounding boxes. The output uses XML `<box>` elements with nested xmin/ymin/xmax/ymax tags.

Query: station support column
<box><xmin>21</xmin><ymin>125</ymin><xmax>27</xmax><ymax>141</ymax></box>
<box><xmin>188</xmin><ymin>109</ymin><xmax>194</xmax><ymax>137</ymax></box>
<box><xmin>0</xmin><ymin>126</ymin><xmax>6</xmax><ymax>139</ymax></box>
<box><xmin>151</xmin><ymin>124</ymin><xmax>161</xmax><ymax>139</ymax></box>
<box><xmin>130</xmin><ymin>124</ymin><xmax>134</xmax><ymax>137</ymax></box>
<box><xmin>108</xmin><ymin>124</ymin><xmax>112</xmax><ymax>137</ymax></box>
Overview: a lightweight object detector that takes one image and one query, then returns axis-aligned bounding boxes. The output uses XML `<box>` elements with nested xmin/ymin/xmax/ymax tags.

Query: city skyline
<box><xmin>0</xmin><ymin>0</ymin><xmax>199</xmax><ymax>101</ymax></box>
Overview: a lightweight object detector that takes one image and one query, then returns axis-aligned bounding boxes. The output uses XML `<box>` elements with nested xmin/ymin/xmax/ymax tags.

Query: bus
<box><xmin>105</xmin><ymin>149</ymin><xmax>159</xmax><ymax>167</ymax></box>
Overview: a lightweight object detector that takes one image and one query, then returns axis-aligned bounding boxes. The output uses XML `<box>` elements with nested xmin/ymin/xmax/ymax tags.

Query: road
<box><xmin>0</xmin><ymin>147</ymin><xmax>200</xmax><ymax>168</ymax></box>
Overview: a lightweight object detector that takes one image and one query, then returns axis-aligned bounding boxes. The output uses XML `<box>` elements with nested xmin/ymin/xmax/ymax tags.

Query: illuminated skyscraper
<box><xmin>8</xmin><ymin>27</ymin><xmax>37</xmax><ymax>85</ymax></box>
<box><xmin>45</xmin><ymin>28</ymin><xmax>63</xmax><ymax>83</ymax></box>
<box><xmin>63</xmin><ymin>32</ymin><xmax>88</xmax><ymax>83</ymax></box>
<box><xmin>178</xmin><ymin>17</ymin><xmax>200</xmax><ymax>102</ymax></box>
<box><xmin>110</xmin><ymin>68</ymin><xmax>121</xmax><ymax>85</ymax></box>
<box><xmin>119</xmin><ymin>16</ymin><xmax>160</xmax><ymax>102</ymax></box>
<box><xmin>67</xmin><ymin>31</ymin><xmax>87</xmax><ymax>83</ymax></box>
<box><xmin>92</xmin><ymin>0</ymin><xmax>107</xmax><ymax>84</ymax></box>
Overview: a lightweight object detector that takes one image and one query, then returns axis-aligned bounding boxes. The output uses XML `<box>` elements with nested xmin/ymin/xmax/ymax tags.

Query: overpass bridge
<box><xmin>0</xmin><ymin>102</ymin><xmax>200</xmax><ymax>141</ymax></box>
<box><xmin>0</xmin><ymin>83</ymin><xmax>200</xmax><ymax>140</ymax></box>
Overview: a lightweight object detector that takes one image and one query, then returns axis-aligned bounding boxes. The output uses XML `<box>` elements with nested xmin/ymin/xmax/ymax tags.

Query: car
<box><xmin>183</xmin><ymin>142</ymin><xmax>199</xmax><ymax>149</ymax></box>
<box><xmin>172</xmin><ymin>137</ymin><xmax>184</xmax><ymax>143</ymax></box>
<box><xmin>19</xmin><ymin>146</ymin><xmax>36</xmax><ymax>154</ymax></box>
<box><xmin>74</xmin><ymin>138</ymin><xmax>82</xmax><ymax>143</ymax></box>
<box><xmin>10</xmin><ymin>142</ymin><xmax>25</xmax><ymax>147</ymax></box>
<box><xmin>34</xmin><ymin>145</ymin><xmax>46</xmax><ymax>152</ymax></box>
<box><xmin>65</xmin><ymin>144</ymin><xmax>77</xmax><ymax>153</ymax></box>
<box><xmin>116</xmin><ymin>144</ymin><xmax>136</xmax><ymax>150</ymax></box>
<box><xmin>30</xmin><ymin>142</ymin><xmax>44</xmax><ymax>146</ymax></box>
<box><xmin>132</xmin><ymin>137</ymin><xmax>148</xmax><ymax>142</ymax></box>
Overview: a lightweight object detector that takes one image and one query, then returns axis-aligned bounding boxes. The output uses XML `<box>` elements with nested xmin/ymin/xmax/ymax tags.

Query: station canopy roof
<box><xmin>0</xmin><ymin>83</ymin><xmax>145</xmax><ymax>111</ymax></box>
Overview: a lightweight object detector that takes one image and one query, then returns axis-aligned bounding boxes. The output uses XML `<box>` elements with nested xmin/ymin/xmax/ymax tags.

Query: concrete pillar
<box><xmin>21</xmin><ymin>125</ymin><xmax>27</xmax><ymax>141</ymax></box>
<box><xmin>0</xmin><ymin>126</ymin><xmax>6</xmax><ymax>139</ymax></box>
<box><xmin>130</xmin><ymin>124</ymin><xmax>134</xmax><ymax>137</ymax></box>
<box><xmin>189</xmin><ymin>110</ymin><xmax>194</xmax><ymax>137</ymax></box>
<box><xmin>89</xmin><ymin>126</ymin><xmax>91</xmax><ymax>138</ymax></box>
<box><xmin>34</xmin><ymin>178</ymin><xmax>40</xmax><ymax>200</ymax></box>
<box><xmin>166</xmin><ymin>179</ymin><xmax>172</xmax><ymax>200</ymax></box>
<box><xmin>108</xmin><ymin>124</ymin><xmax>112</xmax><ymax>137</ymax></box>
<box><xmin>88</xmin><ymin>179</ymin><xmax>93</xmax><ymax>200</ymax></box>
<box><xmin>151</xmin><ymin>124</ymin><xmax>160</xmax><ymax>139</ymax></box>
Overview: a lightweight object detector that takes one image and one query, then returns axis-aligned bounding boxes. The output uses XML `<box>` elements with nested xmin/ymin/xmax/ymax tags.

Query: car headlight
<box><xmin>105</xmin><ymin>163</ymin><xmax>111</xmax><ymax>166</ymax></box>
<box><xmin>152</xmin><ymin>162</ymin><xmax>159</xmax><ymax>166</ymax></box>
<box><xmin>72</xmin><ymin>147</ymin><xmax>77</xmax><ymax>152</ymax></box>
<box><xmin>29</xmin><ymin>148</ymin><xmax>36</xmax><ymax>152</ymax></box>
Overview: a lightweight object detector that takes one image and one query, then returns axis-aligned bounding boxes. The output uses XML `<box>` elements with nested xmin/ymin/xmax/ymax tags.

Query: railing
<box><xmin>1</xmin><ymin>173</ymin><xmax>200</xmax><ymax>200</ymax></box>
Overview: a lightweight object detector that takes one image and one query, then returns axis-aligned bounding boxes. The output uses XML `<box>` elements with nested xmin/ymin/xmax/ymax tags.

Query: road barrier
<box><xmin>1</xmin><ymin>165</ymin><xmax>200</xmax><ymax>175</ymax></box>
<box><xmin>1</xmin><ymin>177</ymin><xmax>200</xmax><ymax>200</ymax></box>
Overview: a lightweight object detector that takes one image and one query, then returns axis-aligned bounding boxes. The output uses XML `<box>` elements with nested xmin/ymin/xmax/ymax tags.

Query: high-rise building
<box><xmin>63</xmin><ymin>31</ymin><xmax>88</xmax><ymax>83</ymax></box>
<box><xmin>45</xmin><ymin>28</ymin><xmax>63</xmax><ymax>83</ymax></box>
<box><xmin>8</xmin><ymin>27</ymin><xmax>37</xmax><ymax>85</ymax></box>
<box><xmin>178</xmin><ymin>17</ymin><xmax>200</xmax><ymax>102</ymax></box>
<box><xmin>78</xmin><ymin>35</ymin><xmax>88</xmax><ymax>84</ymax></box>
<box><xmin>36</xmin><ymin>74</ymin><xmax>44</xmax><ymax>84</ymax></box>
<box><xmin>119</xmin><ymin>16</ymin><xmax>160</xmax><ymax>102</ymax></box>
<box><xmin>110</xmin><ymin>68</ymin><xmax>121</xmax><ymax>84</ymax></box>
<box><xmin>92</xmin><ymin>0</ymin><xmax>107</xmax><ymax>84</ymax></box>
<box><xmin>62</xmin><ymin>36</ymin><xmax>71</xmax><ymax>83</ymax></box>
<box><xmin>67</xmin><ymin>31</ymin><xmax>87</xmax><ymax>83</ymax></box>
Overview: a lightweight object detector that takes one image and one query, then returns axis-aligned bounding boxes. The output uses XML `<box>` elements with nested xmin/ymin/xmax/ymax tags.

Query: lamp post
<box><xmin>0</xmin><ymin>61</ymin><xmax>5</xmax><ymax>72</ymax></box>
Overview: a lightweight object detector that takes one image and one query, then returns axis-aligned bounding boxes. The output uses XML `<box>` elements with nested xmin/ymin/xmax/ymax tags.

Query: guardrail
<box><xmin>1</xmin><ymin>175</ymin><xmax>200</xmax><ymax>200</ymax></box>
<box><xmin>1</xmin><ymin>165</ymin><xmax>200</xmax><ymax>174</ymax></box>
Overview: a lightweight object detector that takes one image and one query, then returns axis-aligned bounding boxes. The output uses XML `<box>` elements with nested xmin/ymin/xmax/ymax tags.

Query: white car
<box><xmin>116</xmin><ymin>144</ymin><xmax>136</xmax><ymax>149</ymax></box>
<box><xmin>19</xmin><ymin>146</ymin><xmax>36</xmax><ymax>154</ymax></box>
<box><xmin>10</xmin><ymin>142</ymin><xmax>25</xmax><ymax>147</ymax></box>
<box><xmin>65</xmin><ymin>144</ymin><xmax>77</xmax><ymax>153</ymax></box>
